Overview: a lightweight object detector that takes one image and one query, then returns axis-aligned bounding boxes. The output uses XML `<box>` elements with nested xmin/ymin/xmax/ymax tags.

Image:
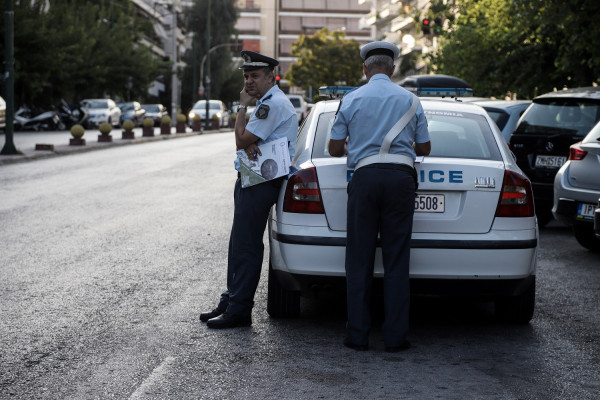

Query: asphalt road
<box><xmin>1</xmin><ymin>132</ymin><xmax>599</xmax><ymax>399</ymax></box>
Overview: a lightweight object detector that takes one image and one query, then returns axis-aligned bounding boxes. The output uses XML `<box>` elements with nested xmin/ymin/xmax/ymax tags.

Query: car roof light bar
<box><xmin>318</xmin><ymin>86</ymin><xmax>356</xmax><ymax>98</ymax></box>
<box><xmin>404</xmin><ymin>87</ymin><xmax>474</xmax><ymax>98</ymax></box>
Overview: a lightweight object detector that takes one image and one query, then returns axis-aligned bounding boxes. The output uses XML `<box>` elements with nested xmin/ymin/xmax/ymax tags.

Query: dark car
<box><xmin>398</xmin><ymin>74</ymin><xmax>473</xmax><ymax>97</ymax></box>
<box><xmin>141</xmin><ymin>104</ymin><xmax>168</xmax><ymax>127</ymax></box>
<box><xmin>509</xmin><ymin>87</ymin><xmax>600</xmax><ymax>226</ymax></box>
<box><xmin>118</xmin><ymin>101</ymin><xmax>146</xmax><ymax>126</ymax></box>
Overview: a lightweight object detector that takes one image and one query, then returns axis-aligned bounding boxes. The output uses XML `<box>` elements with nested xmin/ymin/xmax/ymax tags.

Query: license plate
<box><xmin>577</xmin><ymin>203</ymin><xmax>595</xmax><ymax>220</ymax></box>
<box><xmin>535</xmin><ymin>155</ymin><xmax>567</xmax><ymax>168</ymax></box>
<box><xmin>415</xmin><ymin>194</ymin><xmax>445</xmax><ymax>213</ymax></box>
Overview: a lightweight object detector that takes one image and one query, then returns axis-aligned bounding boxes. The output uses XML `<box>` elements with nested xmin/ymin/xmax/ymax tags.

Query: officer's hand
<box><xmin>245</xmin><ymin>142</ymin><xmax>261</xmax><ymax>161</ymax></box>
<box><xmin>240</xmin><ymin>88</ymin><xmax>253</xmax><ymax>106</ymax></box>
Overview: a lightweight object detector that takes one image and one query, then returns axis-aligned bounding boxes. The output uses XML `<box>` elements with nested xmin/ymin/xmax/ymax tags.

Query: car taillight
<box><xmin>495</xmin><ymin>170</ymin><xmax>535</xmax><ymax>217</ymax></box>
<box><xmin>282</xmin><ymin>167</ymin><xmax>325</xmax><ymax>214</ymax></box>
<box><xmin>568</xmin><ymin>143</ymin><xmax>587</xmax><ymax>161</ymax></box>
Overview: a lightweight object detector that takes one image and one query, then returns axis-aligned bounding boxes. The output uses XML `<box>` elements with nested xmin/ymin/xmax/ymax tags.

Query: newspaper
<box><xmin>236</xmin><ymin>137</ymin><xmax>291</xmax><ymax>188</ymax></box>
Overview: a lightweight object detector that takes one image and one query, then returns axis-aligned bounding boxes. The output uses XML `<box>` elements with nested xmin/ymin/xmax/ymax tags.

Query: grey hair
<box><xmin>364</xmin><ymin>55</ymin><xmax>394</xmax><ymax>74</ymax></box>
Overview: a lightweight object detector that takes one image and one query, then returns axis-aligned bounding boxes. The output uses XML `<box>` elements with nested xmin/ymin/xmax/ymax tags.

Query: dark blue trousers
<box><xmin>217</xmin><ymin>176</ymin><xmax>283</xmax><ymax>317</ymax></box>
<box><xmin>345</xmin><ymin>164</ymin><xmax>416</xmax><ymax>347</ymax></box>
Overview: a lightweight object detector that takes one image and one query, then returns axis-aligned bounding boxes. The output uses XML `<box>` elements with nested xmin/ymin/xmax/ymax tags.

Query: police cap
<box><xmin>239</xmin><ymin>50</ymin><xmax>279</xmax><ymax>71</ymax></box>
<box><xmin>360</xmin><ymin>41</ymin><xmax>400</xmax><ymax>61</ymax></box>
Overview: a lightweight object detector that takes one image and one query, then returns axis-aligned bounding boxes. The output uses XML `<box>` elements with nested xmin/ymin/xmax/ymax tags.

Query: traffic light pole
<box><xmin>1</xmin><ymin>0</ymin><xmax>20</xmax><ymax>156</ymax></box>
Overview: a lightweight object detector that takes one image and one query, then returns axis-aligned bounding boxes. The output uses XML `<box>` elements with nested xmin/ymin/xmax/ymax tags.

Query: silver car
<box><xmin>268</xmin><ymin>89</ymin><xmax>538</xmax><ymax>324</ymax></box>
<box><xmin>81</xmin><ymin>98</ymin><xmax>122</xmax><ymax>128</ymax></box>
<box><xmin>553</xmin><ymin>121</ymin><xmax>600</xmax><ymax>251</ymax></box>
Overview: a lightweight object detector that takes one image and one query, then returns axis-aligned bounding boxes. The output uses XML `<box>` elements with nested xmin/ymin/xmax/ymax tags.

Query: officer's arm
<box><xmin>414</xmin><ymin>141</ymin><xmax>431</xmax><ymax>156</ymax></box>
<box><xmin>234</xmin><ymin>109</ymin><xmax>260</xmax><ymax>149</ymax></box>
<box><xmin>328</xmin><ymin>138</ymin><xmax>346</xmax><ymax>157</ymax></box>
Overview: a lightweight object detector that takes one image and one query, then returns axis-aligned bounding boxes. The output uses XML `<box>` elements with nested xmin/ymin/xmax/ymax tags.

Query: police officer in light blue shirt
<box><xmin>329</xmin><ymin>41</ymin><xmax>431</xmax><ymax>352</ymax></box>
<box><xmin>200</xmin><ymin>50</ymin><xmax>297</xmax><ymax>329</ymax></box>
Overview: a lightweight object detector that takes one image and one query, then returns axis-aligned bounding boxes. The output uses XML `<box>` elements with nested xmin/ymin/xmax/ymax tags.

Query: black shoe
<box><xmin>343</xmin><ymin>337</ymin><xmax>369</xmax><ymax>351</ymax></box>
<box><xmin>385</xmin><ymin>340</ymin><xmax>411</xmax><ymax>353</ymax></box>
<box><xmin>206</xmin><ymin>313</ymin><xmax>252</xmax><ymax>329</ymax></box>
<box><xmin>199</xmin><ymin>306</ymin><xmax>226</xmax><ymax>322</ymax></box>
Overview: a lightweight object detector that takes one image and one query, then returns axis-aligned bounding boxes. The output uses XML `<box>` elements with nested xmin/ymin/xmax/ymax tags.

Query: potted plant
<box><xmin>98</xmin><ymin>122</ymin><xmax>113</xmax><ymax>142</ymax></box>
<box><xmin>69</xmin><ymin>124</ymin><xmax>86</xmax><ymax>146</ymax></box>
<box><xmin>122</xmin><ymin>119</ymin><xmax>135</xmax><ymax>139</ymax></box>
<box><xmin>160</xmin><ymin>115</ymin><xmax>171</xmax><ymax>135</ymax></box>
<box><xmin>176</xmin><ymin>113</ymin><xmax>187</xmax><ymax>133</ymax></box>
<box><xmin>142</xmin><ymin>117</ymin><xmax>154</xmax><ymax>137</ymax></box>
<box><xmin>211</xmin><ymin>114</ymin><xmax>220</xmax><ymax>130</ymax></box>
<box><xmin>192</xmin><ymin>113</ymin><xmax>202</xmax><ymax>132</ymax></box>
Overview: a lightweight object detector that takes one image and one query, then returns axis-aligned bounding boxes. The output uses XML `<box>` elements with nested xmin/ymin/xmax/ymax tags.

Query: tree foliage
<box><xmin>181</xmin><ymin>0</ymin><xmax>239</xmax><ymax>111</ymax></box>
<box><xmin>428</xmin><ymin>0</ymin><xmax>600</xmax><ymax>98</ymax></box>
<box><xmin>0</xmin><ymin>0</ymin><xmax>169</xmax><ymax>108</ymax></box>
<box><xmin>286</xmin><ymin>28</ymin><xmax>363</xmax><ymax>95</ymax></box>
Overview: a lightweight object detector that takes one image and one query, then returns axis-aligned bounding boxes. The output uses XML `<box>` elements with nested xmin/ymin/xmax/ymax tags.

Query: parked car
<box><xmin>268</xmin><ymin>87</ymin><xmax>538</xmax><ymax>324</ymax></box>
<box><xmin>552</xmin><ymin>121</ymin><xmax>600</xmax><ymax>252</ymax></box>
<box><xmin>286</xmin><ymin>94</ymin><xmax>308</xmax><ymax>125</ymax></box>
<box><xmin>471</xmin><ymin>100</ymin><xmax>531</xmax><ymax>142</ymax></box>
<box><xmin>188</xmin><ymin>100</ymin><xmax>229</xmax><ymax>128</ymax></box>
<box><xmin>81</xmin><ymin>98</ymin><xmax>122</xmax><ymax>128</ymax></box>
<box><xmin>0</xmin><ymin>96</ymin><xmax>5</xmax><ymax>130</ymax></box>
<box><xmin>509</xmin><ymin>87</ymin><xmax>600</xmax><ymax>227</ymax></box>
<box><xmin>118</xmin><ymin>101</ymin><xmax>146</xmax><ymax>126</ymax></box>
<box><xmin>141</xmin><ymin>104</ymin><xmax>168</xmax><ymax>127</ymax></box>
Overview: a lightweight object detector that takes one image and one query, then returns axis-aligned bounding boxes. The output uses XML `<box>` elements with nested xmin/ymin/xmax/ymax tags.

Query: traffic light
<box><xmin>433</xmin><ymin>17</ymin><xmax>443</xmax><ymax>35</ymax></box>
<box><xmin>422</xmin><ymin>18</ymin><xmax>431</xmax><ymax>35</ymax></box>
<box><xmin>275</xmin><ymin>75</ymin><xmax>281</xmax><ymax>86</ymax></box>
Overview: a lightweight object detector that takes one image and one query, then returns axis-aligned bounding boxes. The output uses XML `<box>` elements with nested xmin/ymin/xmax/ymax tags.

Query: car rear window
<box><xmin>482</xmin><ymin>108</ymin><xmax>509</xmax><ymax>131</ymax></box>
<box><xmin>312</xmin><ymin>109</ymin><xmax>502</xmax><ymax>161</ymax></box>
<box><xmin>582</xmin><ymin>121</ymin><xmax>600</xmax><ymax>143</ymax></box>
<box><xmin>288</xmin><ymin>98</ymin><xmax>301</xmax><ymax>107</ymax></box>
<box><xmin>513</xmin><ymin>99</ymin><xmax>600</xmax><ymax>137</ymax></box>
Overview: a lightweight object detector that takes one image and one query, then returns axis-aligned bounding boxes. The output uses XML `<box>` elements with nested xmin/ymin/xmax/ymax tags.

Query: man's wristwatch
<box><xmin>238</xmin><ymin>105</ymin><xmax>248</xmax><ymax>112</ymax></box>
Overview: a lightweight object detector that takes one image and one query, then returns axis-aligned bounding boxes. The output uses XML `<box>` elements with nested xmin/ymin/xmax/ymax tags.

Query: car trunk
<box><xmin>567</xmin><ymin>142</ymin><xmax>600</xmax><ymax>190</ymax></box>
<box><xmin>314</xmin><ymin>157</ymin><xmax>505</xmax><ymax>234</ymax></box>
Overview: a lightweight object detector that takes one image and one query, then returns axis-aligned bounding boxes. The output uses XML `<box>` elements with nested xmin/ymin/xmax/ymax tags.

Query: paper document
<box><xmin>236</xmin><ymin>137</ymin><xmax>290</xmax><ymax>188</ymax></box>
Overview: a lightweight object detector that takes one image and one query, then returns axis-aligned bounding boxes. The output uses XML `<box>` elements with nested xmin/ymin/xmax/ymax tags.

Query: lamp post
<box><xmin>1</xmin><ymin>0</ymin><xmax>19</xmax><ymax>155</ymax></box>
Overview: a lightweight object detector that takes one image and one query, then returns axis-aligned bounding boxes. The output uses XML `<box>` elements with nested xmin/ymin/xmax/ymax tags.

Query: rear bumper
<box><xmin>272</xmin><ymin>269</ymin><xmax>536</xmax><ymax>299</ymax></box>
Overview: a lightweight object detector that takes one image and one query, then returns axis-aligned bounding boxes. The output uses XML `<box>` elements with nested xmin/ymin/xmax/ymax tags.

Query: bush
<box><xmin>161</xmin><ymin>115</ymin><xmax>171</xmax><ymax>126</ymax></box>
<box><xmin>192</xmin><ymin>113</ymin><xmax>202</xmax><ymax>121</ymax></box>
<box><xmin>122</xmin><ymin>120</ymin><xmax>135</xmax><ymax>130</ymax></box>
<box><xmin>176</xmin><ymin>113</ymin><xmax>187</xmax><ymax>123</ymax></box>
<box><xmin>71</xmin><ymin>124</ymin><xmax>85</xmax><ymax>138</ymax></box>
<box><xmin>99</xmin><ymin>122</ymin><xmax>112</xmax><ymax>135</ymax></box>
<box><xmin>142</xmin><ymin>117</ymin><xmax>154</xmax><ymax>128</ymax></box>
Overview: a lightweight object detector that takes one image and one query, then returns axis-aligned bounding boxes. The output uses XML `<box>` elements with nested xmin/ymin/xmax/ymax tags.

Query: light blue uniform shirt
<box><xmin>330</xmin><ymin>74</ymin><xmax>430</xmax><ymax>169</ymax></box>
<box><xmin>235</xmin><ymin>85</ymin><xmax>297</xmax><ymax>171</ymax></box>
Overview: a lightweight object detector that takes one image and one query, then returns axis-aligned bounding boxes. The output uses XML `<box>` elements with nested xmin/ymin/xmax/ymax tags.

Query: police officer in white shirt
<box><xmin>329</xmin><ymin>41</ymin><xmax>431</xmax><ymax>351</ymax></box>
<box><xmin>200</xmin><ymin>50</ymin><xmax>297</xmax><ymax>329</ymax></box>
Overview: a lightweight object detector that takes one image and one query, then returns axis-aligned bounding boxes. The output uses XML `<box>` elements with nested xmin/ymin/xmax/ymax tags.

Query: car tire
<box><xmin>495</xmin><ymin>278</ymin><xmax>535</xmax><ymax>324</ymax></box>
<box><xmin>267</xmin><ymin>260</ymin><xmax>300</xmax><ymax>318</ymax></box>
<box><xmin>573</xmin><ymin>224</ymin><xmax>600</xmax><ymax>252</ymax></box>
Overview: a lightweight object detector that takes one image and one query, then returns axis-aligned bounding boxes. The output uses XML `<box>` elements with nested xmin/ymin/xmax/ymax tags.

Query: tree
<box><xmin>0</xmin><ymin>0</ymin><xmax>169</xmax><ymax>107</ymax></box>
<box><xmin>285</xmin><ymin>28</ymin><xmax>363</xmax><ymax>96</ymax></box>
<box><xmin>180</xmin><ymin>0</ymin><xmax>239</xmax><ymax>111</ymax></box>
<box><xmin>428</xmin><ymin>0</ymin><xmax>600</xmax><ymax>98</ymax></box>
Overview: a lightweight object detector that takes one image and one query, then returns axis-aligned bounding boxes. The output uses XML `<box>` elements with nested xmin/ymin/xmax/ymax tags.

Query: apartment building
<box><xmin>235</xmin><ymin>0</ymin><xmax>374</xmax><ymax>76</ymax></box>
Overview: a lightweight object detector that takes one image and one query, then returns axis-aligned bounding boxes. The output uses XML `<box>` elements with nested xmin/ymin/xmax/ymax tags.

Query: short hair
<box><xmin>364</xmin><ymin>55</ymin><xmax>394</xmax><ymax>74</ymax></box>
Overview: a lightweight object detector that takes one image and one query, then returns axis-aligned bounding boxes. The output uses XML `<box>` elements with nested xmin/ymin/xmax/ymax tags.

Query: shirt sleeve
<box><xmin>413</xmin><ymin>106</ymin><xmax>431</xmax><ymax>144</ymax></box>
<box><xmin>330</xmin><ymin>104</ymin><xmax>349</xmax><ymax>141</ymax></box>
<box><xmin>246</xmin><ymin>101</ymin><xmax>281</xmax><ymax>141</ymax></box>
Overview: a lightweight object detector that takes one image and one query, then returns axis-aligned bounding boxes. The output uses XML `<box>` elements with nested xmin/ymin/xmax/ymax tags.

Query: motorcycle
<box><xmin>14</xmin><ymin>105</ymin><xmax>65</xmax><ymax>131</ymax></box>
<box><xmin>57</xmin><ymin>99</ymin><xmax>89</xmax><ymax>129</ymax></box>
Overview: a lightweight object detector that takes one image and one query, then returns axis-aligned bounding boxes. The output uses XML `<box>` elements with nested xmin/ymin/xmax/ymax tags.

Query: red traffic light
<box><xmin>276</xmin><ymin>75</ymin><xmax>281</xmax><ymax>81</ymax></box>
<box><xmin>423</xmin><ymin>19</ymin><xmax>430</xmax><ymax>26</ymax></box>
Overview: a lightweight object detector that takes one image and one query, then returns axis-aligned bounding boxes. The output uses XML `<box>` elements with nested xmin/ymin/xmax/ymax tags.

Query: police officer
<box><xmin>328</xmin><ymin>41</ymin><xmax>431</xmax><ymax>351</ymax></box>
<box><xmin>200</xmin><ymin>50</ymin><xmax>297</xmax><ymax>329</ymax></box>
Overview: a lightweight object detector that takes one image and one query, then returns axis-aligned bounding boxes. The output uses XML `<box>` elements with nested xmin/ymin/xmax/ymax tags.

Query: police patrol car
<box><xmin>268</xmin><ymin>86</ymin><xmax>538</xmax><ymax>324</ymax></box>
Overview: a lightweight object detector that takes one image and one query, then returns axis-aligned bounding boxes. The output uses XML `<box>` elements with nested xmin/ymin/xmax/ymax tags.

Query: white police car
<box><xmin>267</xmin><ymin>87</ymin><xmax>539</xmax><ymax>324</ymax></box>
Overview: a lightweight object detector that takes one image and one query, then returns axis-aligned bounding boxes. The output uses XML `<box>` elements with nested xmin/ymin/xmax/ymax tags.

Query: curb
<box><xmin>0</xmin><ymin>130</ymin><xmax>208</xmax><ymax>166</ymax></box>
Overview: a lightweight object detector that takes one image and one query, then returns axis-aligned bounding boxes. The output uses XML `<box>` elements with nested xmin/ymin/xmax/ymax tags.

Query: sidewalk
<box><xmin>0</xmin><ymin>126</ymin><xmax>220</xmax><ymax>165</ymax></box>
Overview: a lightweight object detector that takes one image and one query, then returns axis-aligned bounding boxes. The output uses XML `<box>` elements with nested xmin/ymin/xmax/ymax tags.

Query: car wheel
<box><xmin>267</xmin><ymin>260</ymin><xmax>300</xmax><ymax>318</ymax></box>
<box><xmin>573</xmin><ymin>224</ymin><xmax>600</xmax><ymax>252</ymax></box>
<box><xmin>495</xmin><ymin>278</ymin><xmax>535</xmax><ymax>324</ymax></box>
